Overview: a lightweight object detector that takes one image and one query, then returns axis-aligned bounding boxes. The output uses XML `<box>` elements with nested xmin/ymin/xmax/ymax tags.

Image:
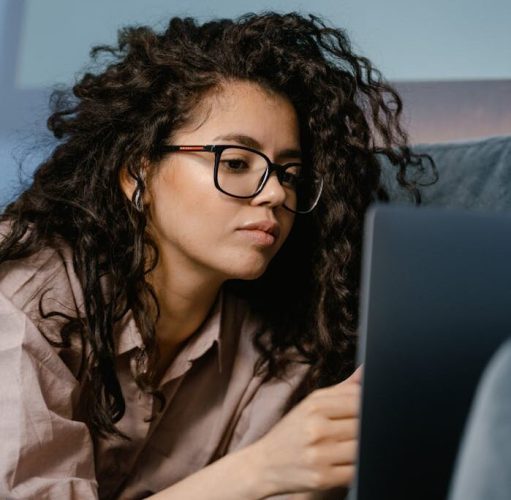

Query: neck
<box><xmin>147</xmin><ymin>245</ymin><xmax>224</xmax><ymax>357</ymax></box>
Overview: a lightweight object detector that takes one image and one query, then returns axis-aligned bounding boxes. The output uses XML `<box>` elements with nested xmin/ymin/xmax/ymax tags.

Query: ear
<box><xmin>119</xmin><ymin>163</ymin><xmax>150</xmax><ymax>205</ymax></box>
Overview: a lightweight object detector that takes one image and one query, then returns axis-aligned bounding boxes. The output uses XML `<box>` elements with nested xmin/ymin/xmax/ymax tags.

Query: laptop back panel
<box><xmin>354</xmin><ymin>204</ymin><xmax>511</xmax><ymax>500</ymax></box>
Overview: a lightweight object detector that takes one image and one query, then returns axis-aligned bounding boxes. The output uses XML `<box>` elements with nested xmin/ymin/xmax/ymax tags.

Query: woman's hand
<box><xmin>253</xmin><ymin>366</ymin><xmax>363</xmax><ymax>497</ymax></box>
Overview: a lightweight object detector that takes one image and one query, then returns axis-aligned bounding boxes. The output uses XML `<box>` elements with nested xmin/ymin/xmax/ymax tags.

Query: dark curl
<box><xmin>0</xmin><ymin>12</ymin><xmax>436</xmax><ymax>438</ymax></box>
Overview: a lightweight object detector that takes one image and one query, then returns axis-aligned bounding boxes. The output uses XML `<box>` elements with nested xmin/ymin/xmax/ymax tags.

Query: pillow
<box><xmin>381</xmin><ymin>135</ymin><xmax>511</xmax><ymax>211</ymax></box>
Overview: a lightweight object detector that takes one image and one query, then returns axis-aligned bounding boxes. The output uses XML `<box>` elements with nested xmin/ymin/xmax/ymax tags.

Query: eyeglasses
<box><xmin>158</xmin><ymin>144</ymin><xmax>323</xmax><ymax>214</ymax></box>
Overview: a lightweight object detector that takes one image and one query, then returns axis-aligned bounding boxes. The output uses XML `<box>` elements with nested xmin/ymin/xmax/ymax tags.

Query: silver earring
<box><xmin>133</xmin><ymin>177</ymin><xmax>145</xmax><ymax>212</ymax></box>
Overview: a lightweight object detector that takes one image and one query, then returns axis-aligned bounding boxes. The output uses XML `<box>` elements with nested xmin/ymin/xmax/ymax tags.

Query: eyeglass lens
<box><xmin>216</xmin><ymin>147</ymin><xmax>322</xmax><ymax>213</ymax></box>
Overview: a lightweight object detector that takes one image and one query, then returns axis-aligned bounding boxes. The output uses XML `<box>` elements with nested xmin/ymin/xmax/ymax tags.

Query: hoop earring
<box><xmin>132</xmin><ymin>177</ymin><xmax>145</xmax><ymax>213</ymax></box>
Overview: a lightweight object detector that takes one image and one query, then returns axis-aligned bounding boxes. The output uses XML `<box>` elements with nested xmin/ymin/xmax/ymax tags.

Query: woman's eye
<box><xmin>282</xmin><ymin>172</ymin><xmax>298</xmax><ymax>186</ymax></box>
<box><xmin>282</xmin><ymin>165</ymin><xmax>303</xmax><ymax>187</ymax></box>
<box><xmin>221</xmin><ymin>159</ymin><xmax>249</xmax><ymax>171</ymax></box>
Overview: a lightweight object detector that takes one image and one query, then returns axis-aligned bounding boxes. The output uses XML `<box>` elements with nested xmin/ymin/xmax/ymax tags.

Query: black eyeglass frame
<box><xmin>158</xmin><ymin>144</ymin><xmax>323</xmax><ymax>214</ymax></box>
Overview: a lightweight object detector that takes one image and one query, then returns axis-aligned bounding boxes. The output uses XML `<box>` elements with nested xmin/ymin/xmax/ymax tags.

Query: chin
<box><xmin>219</xmin><ymin>246</ymin><xmax>278</xmax><ymax>280</ymax></box>
<box><xmin>227</xmin><ymin>260</ymin><xmax>269</xmax><ymax>281</ymax></box>
<box><xmin>238</xmin><ymin>269</ymin><xmax>267</xmax><ymax>280</ymax></box>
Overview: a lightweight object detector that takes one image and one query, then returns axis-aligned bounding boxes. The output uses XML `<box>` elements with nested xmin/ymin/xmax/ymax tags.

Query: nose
<box><xmin>249</xmin><ymin>171</ymin><xmax>287</xmax><ymax>209</ymax></box>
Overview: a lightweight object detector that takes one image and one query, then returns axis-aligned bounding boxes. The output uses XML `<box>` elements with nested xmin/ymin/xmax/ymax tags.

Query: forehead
<box><xmin>172</xmin><ymin>80</ymin><xmax>300</xmax><ymax>146</ymax></box>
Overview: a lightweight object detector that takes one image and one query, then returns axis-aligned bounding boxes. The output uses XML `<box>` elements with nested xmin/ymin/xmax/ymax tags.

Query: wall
<box><xmin>1</xmin><ymin>0</ymin><xmax>511</xmax><ymax>204</ymax></box>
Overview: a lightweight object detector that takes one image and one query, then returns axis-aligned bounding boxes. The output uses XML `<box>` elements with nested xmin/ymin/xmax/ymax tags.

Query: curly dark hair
<box><xmin>0</xmin><ymin>11</ymin><xmax>436</xmax><ymax>438</ymax></box>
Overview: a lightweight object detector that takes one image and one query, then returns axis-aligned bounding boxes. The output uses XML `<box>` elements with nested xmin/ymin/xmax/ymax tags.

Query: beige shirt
<box><xmin>0</xmin><ymin>241</ymin><xmax>311</xmax><ymax>499</ymax></box>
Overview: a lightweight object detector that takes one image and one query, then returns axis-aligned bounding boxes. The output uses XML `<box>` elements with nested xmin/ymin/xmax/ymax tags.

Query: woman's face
<box><xmin>145</xmin><ymin>80</ymin><xmax>299</xmax><ymax>282</ymax></box>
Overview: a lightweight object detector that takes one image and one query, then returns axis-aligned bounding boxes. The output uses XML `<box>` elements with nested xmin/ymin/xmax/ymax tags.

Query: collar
<box><xmin>114</xmin><ymin>287</ymin><xmax>226</xmax><ymax>374</ymax></box>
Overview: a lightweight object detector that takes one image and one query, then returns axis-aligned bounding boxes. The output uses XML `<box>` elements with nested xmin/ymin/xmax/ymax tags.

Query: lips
<box><xmin>238</xmin><ymin>220</ymin><xmax>280</xmax><ymax>239</ymax></box>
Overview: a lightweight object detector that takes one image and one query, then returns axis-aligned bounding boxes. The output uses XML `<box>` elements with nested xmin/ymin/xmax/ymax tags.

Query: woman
<box><xmin>0</xmin><ymin>12</ymin><xmax>432</xmax><ymax>500</ymax></box>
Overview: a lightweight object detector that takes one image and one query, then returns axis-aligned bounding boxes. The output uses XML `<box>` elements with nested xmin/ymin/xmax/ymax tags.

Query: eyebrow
<box><xmin>212</xmin><ymin>133</ymin><xmax>302</xmax><ymax>160</ymax></box>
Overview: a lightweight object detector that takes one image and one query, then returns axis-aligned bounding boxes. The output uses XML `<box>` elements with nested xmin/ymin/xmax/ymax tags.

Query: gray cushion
<box><xmin>381</xmin><ymin>135</ymin><xmax>511</xmax><ymax>211</ymax></box>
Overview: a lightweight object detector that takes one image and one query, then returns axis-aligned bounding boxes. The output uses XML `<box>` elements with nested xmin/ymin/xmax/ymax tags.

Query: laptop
<box><xmin>352</xmin><ymin>203</ymin><xmax>511</xmax><ymax>500</ymax></box>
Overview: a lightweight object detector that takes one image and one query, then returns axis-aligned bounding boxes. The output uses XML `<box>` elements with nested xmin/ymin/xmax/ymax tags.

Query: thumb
<box><xmin>343</xmin><ymin>364</ymin><xmax>363</xmax><ymax>385</ymax></box>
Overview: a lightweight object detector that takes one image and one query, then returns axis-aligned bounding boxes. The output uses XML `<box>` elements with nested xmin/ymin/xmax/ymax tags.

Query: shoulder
<box><xmin>0</xmin><ymin>225</ymin><xmax>87</xmax><ymax>378</ymax></box>
<box><xmin>0</xmin><ymin>229</ymin><xmax>96</xmax><ymax>496</ymax></box>
<box><xmin>0</xmin><ymin>224</ymin><xmax>84</xmax><ymax>322</ymax></box>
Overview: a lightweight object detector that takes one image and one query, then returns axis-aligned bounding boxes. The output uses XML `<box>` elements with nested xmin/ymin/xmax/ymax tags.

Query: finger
<box><xmin>316</xmin><ymin>367</ymin><xmax>363</xmax><ymax>395</ymax></box>
<box><xmin>304</xmin><ymin>393</ymin><xmax>360</xmax><ymax>419</ymax></box>
<box><xmin>323</xmin><ymin>464</ymin><xmax>356</xmax><ymax>488</ymax></box>
<box><xmin>309</xmin><ymin>416</ymin><xmax>359</xmax><ymax>443</ymax></box>
<box><xmin>340</xmin><ymin>365</ymin><xmax>363</xmax><ymax>385</ymax></box>
<box><xmin>314</xmin><ymin>381</ymin><xmax>361</xmax><ymax>399</ymax></box>
<box><xmin>328</xmin><ymin>417</ymin><xmax>359</xmax><ymax>442</ymax></box>
<box><xmin>305</xmin><ymin>440</ymin><xmax>357</xmax><ymax>473</ymax></box>
<box><xmin>308</xmin><ymin>463</ymin><xmax>356</xmax><ymax>490</ymax></box>
<box><xmin>320</xmin><ymin>439</ymin><xmax>358</xmax><ymax>466</ymax></box>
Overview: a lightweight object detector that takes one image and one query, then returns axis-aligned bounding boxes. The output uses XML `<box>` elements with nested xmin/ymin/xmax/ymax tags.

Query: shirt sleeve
<box><xmin>226</xmin><ymin>359</ymin><xmax>350</xmax><ymax>500</ymax></box>
<box><xmin>226</xmin><ymin>359</ymin><xmax>311</xmax><ymax>454</ymax></box>
<box><xmin>222</xmin><ymin>359</ymin><xmax>304</xmax><ymax>500</ymax></box>
<box><xmin>0</xmin><ymin>290</ymin><xmax>98</xmax><ymax>499</ymax></box>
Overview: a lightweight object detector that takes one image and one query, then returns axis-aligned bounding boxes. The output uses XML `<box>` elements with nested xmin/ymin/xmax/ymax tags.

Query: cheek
<box><xmin>149</xmin><ymin>165</ymin><xmax>226</xmax><ymax>243</ymax></box>
<box><xmin>280</xmin><ymin>213</ymin><xmax>296</xmax><ymax>243</ymax></box>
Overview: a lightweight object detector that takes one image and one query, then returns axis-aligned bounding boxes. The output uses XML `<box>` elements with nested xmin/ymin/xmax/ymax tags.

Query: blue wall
<box><xmin>2</xmin><ymin>0</ymin><xmax>511</xmax><ymax>205</ymax></box>
<box><xmin>17</xmin><ymin>0</ymin><xmax>511</xmax><ymax>86</ymax></box>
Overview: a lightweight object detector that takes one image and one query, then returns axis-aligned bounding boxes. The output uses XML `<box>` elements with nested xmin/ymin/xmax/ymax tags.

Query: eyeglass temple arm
<box><xmin>159</xmin><ymin>145</ymin><xmax>218</xmax><ymax>153</ymax></box>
